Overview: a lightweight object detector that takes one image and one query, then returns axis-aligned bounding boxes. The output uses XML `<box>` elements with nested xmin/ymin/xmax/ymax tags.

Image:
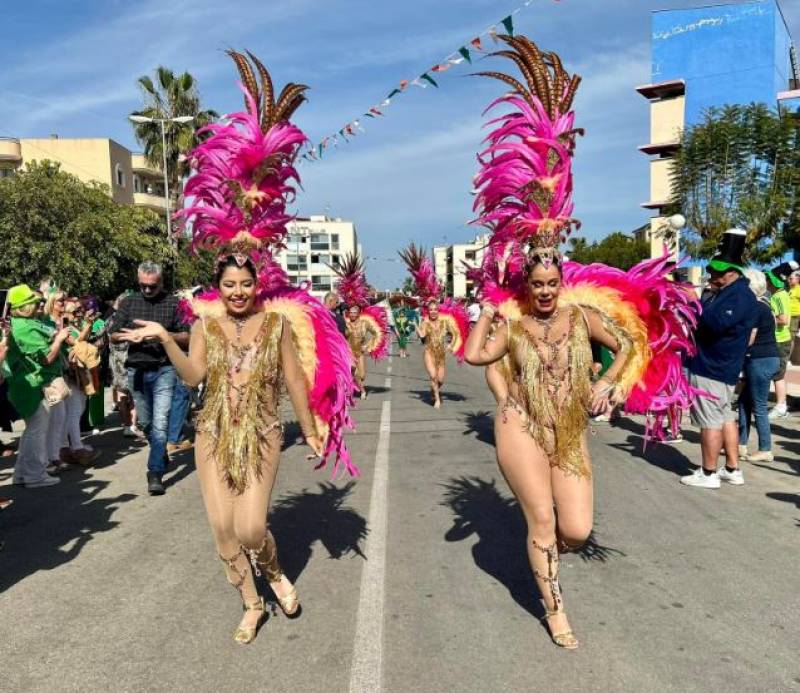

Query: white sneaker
<box><xmin>747</xmin><ymin>450</ymin><xmax>774</xmax><ymax>463</ymax></box>
<box><xmin>25</xmin><ymin>475</ymin><xmax>61</xmax><ymax>488</ymax></box>
<box><xmin>768</xmin><ymin>407</ymin><xmax>788</xmax><ymax>420</ymax></box>
<box><xmin>680</xmin><ymin>468</ymin><xmax>720</xmax><ymax>489</ymax></box>
<box><xmin>663</xmin><ymin>433</ymin><xmax>683</xmax><ymax>444</ymax></box>
<box><xmin>718</xmin><ymin>467</ymin><xmax>744</xmax><ymax>485</ymax></box>
<box><xmin>592</xmin><ymin>414</ymin><xmax>610</xmax><ymax>423</ymax></box>
<box><xmin>738</xmin><ymin>445</ymin><xmax>748</xmax><ymax>460</ymax></box>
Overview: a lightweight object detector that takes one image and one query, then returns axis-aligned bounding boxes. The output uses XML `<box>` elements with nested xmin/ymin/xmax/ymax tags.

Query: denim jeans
<box><xmin>738</xmin><ymin>356</ymin><xmax>780</xmax><ymax>451</ymax></box>
<box><xmin>167</xmin><ymin>379</ymin><xmax>192</xmax><ymax>445</ymax></box>
<box><xmin>127</xmin><ymin>365</ymin><xmax>176</xmax><ymax>474</ymax></box>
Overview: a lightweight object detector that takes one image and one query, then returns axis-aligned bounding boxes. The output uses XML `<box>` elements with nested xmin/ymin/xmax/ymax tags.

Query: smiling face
<box><xmin>527</xmin><ymin>263</ymin><xmax>562</xmax><ymax>315</ymax></box>
<box><xmin>348</xmin><ymin>305</ymin><xmax>361</xmax><ymax>321</ymax></box>
<box><xmin>427</xmin><ymin>301</ymin><xmax>439</xmax><ymax>319</ymax></box>
<box><xmin>218</xmin><ymin>265</ymin><xmax>257</xmax><ymax>316</ymax></box>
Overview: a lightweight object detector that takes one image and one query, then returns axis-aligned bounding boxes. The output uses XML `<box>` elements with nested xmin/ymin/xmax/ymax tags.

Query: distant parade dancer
<box><xmin>399</xmin><ymin>244</ymin><xmax>468</xmax><ymax>408</ymax></box>
<box><xmin>463</xmin><ymin>35</ymin><xmax>702</xmax><ymax>649</ymax></box>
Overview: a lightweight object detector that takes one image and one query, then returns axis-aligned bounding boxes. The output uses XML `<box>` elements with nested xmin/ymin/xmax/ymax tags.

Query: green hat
<box><xmin>766</xmin><ymin>270</ymin><xmax>784</xmax><ymax>290</ymax></box>
<box><xmin>708</xmin><ymin>259</ymin><xmax>744</xmax><ymax>274</ymax></box>
<box><xmin>8</xmin><ymin>284</ymin><xmax>40</xmax><ymax>309</ymax></box>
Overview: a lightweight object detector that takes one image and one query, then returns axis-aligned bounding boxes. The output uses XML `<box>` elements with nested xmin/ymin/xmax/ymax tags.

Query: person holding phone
<box><xmin>5</xmin><ymin>285</ymin><xmax>70</xmax><ymax>487</ymax></box>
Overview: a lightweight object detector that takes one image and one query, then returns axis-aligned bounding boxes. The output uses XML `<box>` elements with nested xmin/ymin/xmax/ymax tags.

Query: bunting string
<box><xmin>299</xmin><ymin>0</ymin><xmax>558</xmax><ymax>163</ymax></box>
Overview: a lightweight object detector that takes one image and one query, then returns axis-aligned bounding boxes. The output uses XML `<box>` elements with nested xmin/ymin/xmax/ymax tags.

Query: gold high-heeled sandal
<box><xmin>234</xmin><ymin>598</ymin><xmax>265</xmax><ymax>645</ymax></box>
<box><xmin>248</xmin><ymin>531</ymin><xmax>301</xmax><ymax>617</ymax></box>
<box><xmin>542</xmin><ymin>609</ymin><xmax>579</xmax><ymax>650</ymax></box>
<box><xmin>531</xmin><ymin>538</ymin><xmax>579</xmax><ymax>650</ymax></box>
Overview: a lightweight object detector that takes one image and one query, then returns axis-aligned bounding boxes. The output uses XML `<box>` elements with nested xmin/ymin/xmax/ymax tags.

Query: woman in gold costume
<box><xmin>121</xmin><ymin>256</ymin><xmax>325</xmax><ymax>644</ymax></box>
<box><xmin>465</xmin><ymin>256</ymin><xmax>632</xmax><ymax>649</ymax></box>
<box><xmin>345</xmin><ymin>304</ymin><xmax>381</xmax><ymax>399</ymax></box>
<box><xmin>416</xmin><ymin>300</ymin><xmax>458</xmax><ymax>409</ymax></box>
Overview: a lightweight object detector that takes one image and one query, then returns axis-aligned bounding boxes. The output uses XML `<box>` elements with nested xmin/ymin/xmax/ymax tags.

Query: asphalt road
<box><xmin>1</xmin><ymin>342</ymin><xmax>798</xmax><ymax>693</ymax></box>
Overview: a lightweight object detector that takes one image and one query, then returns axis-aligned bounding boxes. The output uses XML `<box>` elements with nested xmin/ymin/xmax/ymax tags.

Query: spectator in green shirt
<box><xmin>767</xmin><ymin>268</ymin><xmax>792</xmax><ymax>419</ymax></box>
<box><xmin>5</xmin><ymin>285</ymin><xmax>71</xmax><ymax>487</ymax></box>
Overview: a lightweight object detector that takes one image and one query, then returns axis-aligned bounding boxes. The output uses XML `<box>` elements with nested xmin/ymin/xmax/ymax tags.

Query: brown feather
<box><xmin>472</xmin><ymin>71</ymin><xmax>532</xmax><ymax>106</ymax></box>
<box><xmin>275</xmin><ymin>83</ymin><xmax>309</xmax><ymax>122</ymax></box>
<box><xmin>226</xmin><ymin>50</ymin><xmax>260</xmax><ymax>113</ymax></box>
<box><xmin>245</xmin><ymin>51</ymin><xmax>275</xmax><ymax>131</ymax></box>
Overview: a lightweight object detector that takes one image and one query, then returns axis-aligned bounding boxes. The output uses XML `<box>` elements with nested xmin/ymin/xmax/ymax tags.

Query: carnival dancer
<box><xmin>399</xmin><ymin>244</ymin><xmax>469</xmax><ymax>409</ymax></box>
<box><xmin>463</xmin><ymin>36</ymin><xmax>701</xmax><ymax>649</ymax></box>
<box><xmin>333</xmin><ymin>252</ymin><xmax>389</xmax><ymax>399</ymax></box>
<box><xmin>118</xmin><ymin>51</ymin><xmax>357</xmax><ymax>645</ymax></box>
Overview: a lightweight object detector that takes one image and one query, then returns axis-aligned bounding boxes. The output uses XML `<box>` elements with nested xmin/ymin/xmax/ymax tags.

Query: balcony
<box><xmin>635</xmin><ymin>79</ymin><xmax>686</xmax><ymax>101</ymax></box>
<box><xmin>638</xmin><ymin>140</ymin><xmax>680</xmax><ymax>156</ymax></box>
<box><xmin>0</xmin><ymin>137</ymin><xmax>22</xmax><ymax>163</ymax></box>
<box><xmin>133</xmin><ymin>191</ymin><xmax>168</xmax><ymax>212</ymax></box>
<box><xmin>131</xmin><ymin>153</ymin><xmax>162</xmax><ymax>176</ymax></box>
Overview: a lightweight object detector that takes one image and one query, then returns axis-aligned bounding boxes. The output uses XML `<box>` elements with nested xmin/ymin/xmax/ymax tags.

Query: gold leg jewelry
<box><xmin>219</xmin><ymin>549</ymin><xmax>266</xmax><ymax>644</ymax></box>
<box><xmin>248</xmin><ymin>531</ymin><xmax>300</xmax><ymax>617</ymax></box>
<box><xmin>531</xmin><ymin>539</ymin><xmax>579</xmax><ymax>650</ymax></box>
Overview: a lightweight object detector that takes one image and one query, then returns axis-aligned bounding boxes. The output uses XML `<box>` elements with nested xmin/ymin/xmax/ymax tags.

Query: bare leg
<box><xmin>721</xmin><ymin>420</ymin><xmax>739</xmax><ymax>469</ymax></box>
<box><xmin>195</xmin><ymin>434</ymin><xmax>264</xmax><ymax>638</ymax></box>
<box><xmin>700</xmin><ymin>428</ymin><xmax>723</xmax><ymax>472</ymax></box>
<box><xmin>775</xmin><ymin>378</ymin><xmax>787</xmax><ymax>409</ymax></box>
<box><xmin>551</xmin><ymin>438</ymin><xmax>593</xmax><ymax>552</ymax></box>
<box><xmin>356</xmin><ymin>356</ymin><xmax>367</xmax><ymax>399</ymax></box>
<box><xmin>495</xmin><ymin>408</ymin><xmax>579</xmax><ymax>647</ymax></box>
<box><xmin>423</xmin><ymin>351</ymin><xmax>440</xmax><ymax>407</ymax></box>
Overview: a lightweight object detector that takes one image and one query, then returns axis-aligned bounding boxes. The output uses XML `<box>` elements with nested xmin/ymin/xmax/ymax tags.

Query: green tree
<box><xmin>567</xmin><ymin>232</ymin><xmax>650</xmax><ymax>270</ymax></box>
<box><xmin>130</xmin><ymin>67</ymin><xmax>217</xmax><ymax>206</ymax></box>
<box><xmin>0</xmin><ymin>162</ymin><xmax>173</xmax><ymax>300</ymax></box>
<box><xmin>669</xmin><ymin>103</ymin><xmax>800</xmax><ymax>263</ymax></box>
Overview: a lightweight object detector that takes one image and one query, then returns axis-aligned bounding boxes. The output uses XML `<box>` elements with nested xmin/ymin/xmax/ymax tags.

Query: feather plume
<box><xmin>398</xmin><ymin>243</ymin><xmax>442</xmax><ymax>303</ymax></box>
<box><xmin>332</xmin><ymin>252</ymin><xmax>370</xmax><ymax>308</ymax></box>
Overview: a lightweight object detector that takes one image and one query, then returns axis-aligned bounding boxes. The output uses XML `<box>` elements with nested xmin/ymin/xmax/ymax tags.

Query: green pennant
<box><xmin>318</xmin><ymin>144</ymin><xmax>323</xmax><ymax>157</ymax></box>
<box><xmin>364</xmin><ymin>112</ymin><xmax>376</xmax><ymax>118</ymax></box>
<box><xmin>387</xmin><ymin>88</ymin><xmax>401</xmax><ymax>99</ymax></box>
<box><xmin>420</xmin><ymin>72</ymin><xmax>439</xmax><ymax>88</ymax></box>
<box><xmin>459</xmin><ymin>47</ymin><xmax>472</xmax><ymax>64</ymax></box>
<box><xmin>501</xmin><ymin>15</ymin><xmax>514</xmax><ymax>35</ymax></box>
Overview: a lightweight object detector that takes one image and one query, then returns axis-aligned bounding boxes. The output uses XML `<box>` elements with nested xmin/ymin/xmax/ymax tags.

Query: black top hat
<box><xmin>766</xmin><ymin>260</ymin><xmax>799</xmax><ymax>289</ymax></box>
<box><xmin>708</xmin><ymin>228</ymin><xmax>746</xmax><ymax>274</ymax></box>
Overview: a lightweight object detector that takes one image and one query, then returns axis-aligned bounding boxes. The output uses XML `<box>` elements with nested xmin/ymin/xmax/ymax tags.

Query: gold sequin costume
<box><xmin>422</xmin><ymin>318</ymin><xmax>453</xmax><ymax>370</ymax></box>
<box><xmin>346</xmin><ymin>316</ymin><xmax>378</xmax><ymax>358</ymax></box>
<box><xmin>503</xmin><ymin>307</ymin><xmax>632</xmax><ymax>478</ymax></box>
<box><xmin>197</xmin><ymin>312</ymin><xmax>299</xmax><ymax>492</ymax></box>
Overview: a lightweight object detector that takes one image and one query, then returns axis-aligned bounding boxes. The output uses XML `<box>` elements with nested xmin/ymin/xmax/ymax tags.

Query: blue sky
<box><xmin>1</xmin><ymin>0</ymin><xmax>799</xmax><ymax>288</ymax></box>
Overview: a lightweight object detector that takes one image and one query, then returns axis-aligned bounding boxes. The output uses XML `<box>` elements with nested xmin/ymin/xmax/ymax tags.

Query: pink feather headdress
<box><xmin>177</xmin><ymin>50</ymin><xmax>309</xmax><ymax>266</ymax></box>
<box><xmin>333</xmin><ymin>252</ymin><xmax>370</xmax><ymax>308</ymax></box>
<box><xmin>472</xmin><ymin>36</ymin><xmax>583</xmax><ymax>267</ymax></box>
<box><xmin>398</xmin><ymin>243</ymin><xmax>442</xmax><ymax>303</ymax></box>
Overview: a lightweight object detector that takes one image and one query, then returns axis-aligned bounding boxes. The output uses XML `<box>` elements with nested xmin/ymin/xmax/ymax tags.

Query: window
<box><xmin>288</xmin><ymin>234</ymin><xmax>307</xmax><ymax>245</ymax></box>
<box><xmin>115</xmin><ymin>164</ymin><xmax>126</xmax><ymax>188</ymax></box>
<box><xmin>330</xmin><ymin>234</ymin><xmax>340</xmax><ymax>251</ymax></box>
<box><xmin>0</xmin><ymin>168</ymin><xmax>15</xmax><ymax>179</ymax></box>
<box><xmin>310</xmin><ymin>233</ymin><xmax>329</xmax><ymax>251</ymax></box>
<box><xmin>330</xmin><ymin>255</ymin><xmax>341</xmax><ymax>269</ymax></box>
<box><xmin>311</xmin><ymin>275</ymin><xmax>332</xmax><ymax>291</ymax></box>
<box><xmin>465</xmin><ymin>251</ymin><xmax>476</xmax><ymax>261</ymax></box>
<box><xmin>311</xmin><ymin>254</ymin><xmax>331</xmax><ymax>266</ymax></box>
<box><xmin>286</xmin><ymin>254</ymin><xmax>308</xmax><ymax>272</ymax></box>
<box><xmin>133</xmin><ymin>175</ymin><xmax>141</xmax><ymax>193</ymax></box>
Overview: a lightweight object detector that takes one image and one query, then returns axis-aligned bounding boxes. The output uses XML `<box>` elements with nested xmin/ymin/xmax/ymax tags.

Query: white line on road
<box><xmin>349</xmin><ymin>399</ymin><xmax>392</xmax><ymax>693</ymax></box>
<box><xmin>384</xmin><ymin>376</ymin><xmax>391</xmax><ymax>388</ymax></box>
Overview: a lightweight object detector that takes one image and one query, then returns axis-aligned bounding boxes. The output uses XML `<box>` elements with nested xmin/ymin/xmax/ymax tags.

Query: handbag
<box><xmin>43</xmin><ymin>376</ymin><xmax>70</xmax><ymax>406</ymax></box>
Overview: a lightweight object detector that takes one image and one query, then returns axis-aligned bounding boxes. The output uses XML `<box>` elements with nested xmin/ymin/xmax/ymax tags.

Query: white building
<box><xmin>277</xmin><ymin>215</ymin><xmax>361</xmax><ymax>298</ymax></box>
<box><xmin>433</xmin><ymin>233</ymin><xmax>490</xmax><ymax>299</ymax></box>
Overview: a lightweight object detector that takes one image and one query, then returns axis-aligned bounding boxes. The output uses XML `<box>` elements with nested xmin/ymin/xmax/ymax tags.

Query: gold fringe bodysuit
<box><xmin>196</xmin><ymin>312</ymin><xmax>287</xmax><ymax>493</ymax></box>
<box><xmin>423</xmin><ymin>318</ymin><xmax>452</xmax><ymax>370</ymax></box>
<box><xmin>346</xmin><ymin>317</ymin><xmax>378</xmax><ymax>358</ymax></box>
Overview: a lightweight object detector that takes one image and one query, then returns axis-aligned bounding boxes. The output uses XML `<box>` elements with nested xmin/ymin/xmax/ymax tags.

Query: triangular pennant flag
<box><xmin>387</xmin><ymin>88</ymin><xmax>401</xmax><ymax>99</ymax></box>
<box><xmin>364</xmin><ymin>112</ymin><xmax>376</xmax><ymax>118</ymax></box>
<box><xmin>471</xmin><ymin>37</ymin><xmax>482</xmax><ymax>51</ymax></box>
<box><xmin>489</xmin><ymin>26</ymin><xmax>499</xmax><ymax>42</ymax></box>
<box><xmin>431</xmin><ymin>63</ymin><xmax>451</xmax><ymax>73</ymax></box>
<box><xmin>380</xmin><ymin>99</ymin><xmax>391</xmax><ymax>107</ymax></box>
<box><xmin>501</xmin><ymin>15</ymin><xmax>514</xmax><ymax>35</ymax></box>
<box><xmin>459</xmin><ymin>47</ymin><xmax>472</xmax><ymax>63</ymax></box>
<box><xmin>411</xmin><ymin>78</ymin><xmax>426</xmax><ymax>88</ymax></box>
<box><xmin>420</xmin><ymin>72</ymin><xmax>439</xmax><ymax>88</ymax></box>
<box><xmin>400</xmin><ymin>79</ymin><xmax>409</xmax><ymax>90</ymax></box>
<box><xmin>370</xmin><ymin>107</ymin><xmax>383</xmax><ymax>116</ymax></box>
<box><xmin>448</xmin><ymin>56</ymin><xmax>465</xmax><ymax>66</ymax></box>
<box><xmin>318</xmin><ymin>143</ymin><xmax>323</xmax><ymax>157</ymax></box>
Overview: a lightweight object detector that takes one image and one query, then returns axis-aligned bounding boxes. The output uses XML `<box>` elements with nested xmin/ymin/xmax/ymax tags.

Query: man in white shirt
<box><xmin>467</xmin><ymin>299</ymin><xmax>481</xmax><ymax>328</ymax></box>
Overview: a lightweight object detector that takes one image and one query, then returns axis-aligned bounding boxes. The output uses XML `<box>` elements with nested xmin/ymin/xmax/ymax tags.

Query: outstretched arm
<box><xmin>280</xmin><ymin>318</ymin><xmax>324</xmax><ymax>456</ymax></box>
<box><xmin>464</xmin><ymin>306</ymin><xmax>509</xmax><ymax>365</ymax></box>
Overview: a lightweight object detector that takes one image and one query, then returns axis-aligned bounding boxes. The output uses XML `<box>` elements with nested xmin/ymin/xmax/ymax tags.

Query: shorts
<box><xmin>689</xmin><ymin>373</ymin><xmax>737</xmax><ymax>430</ymax></box>
<box><xmin>775</xmin><ymin>341</ymin><xmax>791</xmax><ymax>380</ymax></box>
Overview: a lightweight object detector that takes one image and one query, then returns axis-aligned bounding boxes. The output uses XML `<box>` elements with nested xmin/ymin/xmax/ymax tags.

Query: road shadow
<box><xmin>608</xmin><ymin>417</ymin><xmax>696</xmax><ymax>477</ymax></box>
<box><xmin>765</xmin><ymin>491</ymin><xmax>799</xmax><ymax>509</ymax></box>
<box><xmin>268</xmin><ymin>482</ymin><xmax>367</xmax><ymax>594</ymax></box>
<box><xmin>0</xmin><ymin>476</ymin><xmax>137</xmax><ymax>593</ymax></box>
<box><xmin>461</xmin><ymin>411</ymin><xmax>495</xmax><ymax>446</ymax></box>
<box><xmin>409</xmin><ymin>389</ymin><xmax>468</xmax><ymax>406</ymax></box>
<box><xmin>364</xmin><ymin>386</ymin><xmax>391</xmax><ymax>397</ymax></box>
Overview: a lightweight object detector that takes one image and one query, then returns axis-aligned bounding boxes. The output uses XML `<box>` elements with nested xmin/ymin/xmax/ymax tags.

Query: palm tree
<box><xmin>129</xmin><ymin>67</ymin><xmax>217</xmax><ymax>207</ymax></box>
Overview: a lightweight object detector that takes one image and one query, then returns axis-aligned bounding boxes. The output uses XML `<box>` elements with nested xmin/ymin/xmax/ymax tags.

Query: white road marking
<box><xmin>384</xmin><ymin>376</ymin><xmax>391</xmax><ymax>388</ymax></box>
<box><xmin>349</xmin><ymin>399</ymin><xmax>392</xmax><ymax>693</ymax></box>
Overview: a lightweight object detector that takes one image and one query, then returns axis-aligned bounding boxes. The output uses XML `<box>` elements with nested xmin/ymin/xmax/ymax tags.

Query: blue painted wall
<box><xmin>652</xmin><ymin>0</ymin><xmax>793</xmax><ymax>125</ymax></box>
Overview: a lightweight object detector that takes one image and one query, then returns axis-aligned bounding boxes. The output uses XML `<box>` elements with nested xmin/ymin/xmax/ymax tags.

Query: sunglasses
<box><xmin>139</xmin><ymin>282</ymin><xmax>160</xmax><ymax>291</ymax></box>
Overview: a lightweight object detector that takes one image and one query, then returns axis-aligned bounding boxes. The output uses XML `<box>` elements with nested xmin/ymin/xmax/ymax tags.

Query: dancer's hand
<box><xmin>305</xmin><ymin>434</ymin><xmax>325</xmax><ymax>458</ymax></box>
<box><xmin>589</xmin><ymin>379</ymin><xmax>613</xmax><ymax>415</ymax></box>
<box><xmin>118</xmin><ymin>320</ymin><xmax>168</xmax><ymax>344</ymax></box>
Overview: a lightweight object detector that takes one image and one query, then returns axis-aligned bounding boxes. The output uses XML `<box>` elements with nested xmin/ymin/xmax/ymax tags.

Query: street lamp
<box><xmin>128</xmin><ymin>114</ymin><xmax>194</xmax><ymax>243</ymax></box>
<box><xmin>657</xmin><ymin>213</ymin><xmax>686</xmax><ymax>260</ymax></box>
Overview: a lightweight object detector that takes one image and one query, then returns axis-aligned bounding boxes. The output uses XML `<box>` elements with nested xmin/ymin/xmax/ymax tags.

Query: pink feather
<box><xmin>362</xmin><ymin>304</ymin><xmax>390</xmax><ymax>360</ymax></box>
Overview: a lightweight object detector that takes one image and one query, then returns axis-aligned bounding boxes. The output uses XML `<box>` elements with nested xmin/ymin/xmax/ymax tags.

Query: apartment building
<box><xmin>433</xmin><ymin>233</ymin><xmax>490</xmax><ymax>298</ymax></box>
